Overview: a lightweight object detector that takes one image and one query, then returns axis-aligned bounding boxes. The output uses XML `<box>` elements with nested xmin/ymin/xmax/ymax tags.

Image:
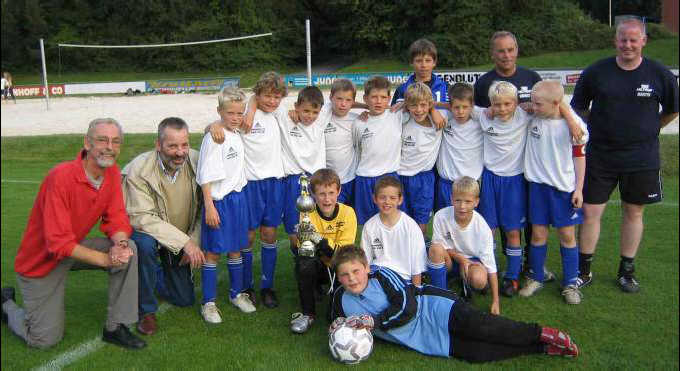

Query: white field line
<box><xmin>1</xmin><ymin>179</ymin><xmax>41</xmax><ymax>184</ymax></box>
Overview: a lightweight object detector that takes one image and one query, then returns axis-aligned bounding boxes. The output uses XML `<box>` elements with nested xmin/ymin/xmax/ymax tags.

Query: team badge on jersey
<box><xmin>402</xmin><ymin>135</ymin><xmax>416</xmax><ymax>147</ymax></box>
<box><xmin>250</xmin><ymin>122</ymin><xmax>265</xmax><ymax>134</ymax></box>
<box><xmin>290</xmin><ymin>126</ymin><xmax>303</xmax><ymax>138</ymax></box>
<box><xmin>226</xmin><ymin>146</ymin><xmax>238</xmax><ymax>159</ymax></box>
<box><xmin>361</xmin><ymin>128</ymin><xmax>374</xmax><ymax>140</ymax></box>
<box><xmin>324</xmin><ymin>122</ymin><xmax>337</xmax><ymax>134</ymax></box>
<box><xmin>485</xmin><ymin>127</ymin><xmax>499</xmax><ymax>136</ymax></box>
<box><xmin>518</xmin><ymin>86</ymin><xmax>532</xmax><ymax>100</ymax></box>
<box><xmin>635</xmin><ymin>84</ymin><xmax>653</xmax><ymax>97</ymax></box>
<box><xmin>529</xmin><ymin>125</ymin><xmax>541</xmax><ymax>139</ymax></box>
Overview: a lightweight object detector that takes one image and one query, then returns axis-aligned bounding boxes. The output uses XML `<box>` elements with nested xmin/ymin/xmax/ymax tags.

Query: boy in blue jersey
<box><xmin>392</xmin><ymin>38</ymin><xmax>448</xmax><ymax>105</ymax></box>
<box><xmin>330</xmin><ymin>245</ymin><xmax>580</xmax><ymax>362</ymax></box>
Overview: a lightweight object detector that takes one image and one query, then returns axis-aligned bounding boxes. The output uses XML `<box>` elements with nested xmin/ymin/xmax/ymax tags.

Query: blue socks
<box><xmin>528</xmin><ymin>244</ymin><xmax>548</xmax><ymax>281</ymax></box>
<box><xmin>201</xmin><ymin>263</ymin><xmax>217</xmax><ymax>304</ymax></box>
<box><xmin>227</xmin><ymin>256</ymin><xmax>244</xmax><ymax>299</ymax></box>
<box><xmin>561</xmin><ymin>246</ymin><xmax>579</xmax><ymax>286</ymax></box>
<box><xmin>261</xmin><ymin>242</ymin><xmax>278</xmax><ymax>289</ymax></box>
<box><xmin>241</xmin><ymin>248</ymin><xmax>253</xmax><ymax>290</ymax></box>
<box><xmin>505</xmin><ymin>246</ymin><xmax>523</xmax><ymax>280</ymax></box>
<box><xmin>427</xmin><ymin>261</ymin><xmax>447</xmax><ymax>289</ymax></box>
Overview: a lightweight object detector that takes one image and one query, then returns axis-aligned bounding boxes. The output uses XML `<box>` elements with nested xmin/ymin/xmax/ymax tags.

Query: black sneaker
<box><xmin>2</xmin><ymin>287</ymin><xmax>16</xmax><ymax>323</ymax></box>
<box><xmin>261</xmin><ymin>288</ymin><xmax>279</xmax><ymax>308</ymax></box>
<box><xmin>501</xmin><ymin>279</ymin><xmax>519</xmax><ymax>297</ymax></box>
<box><xmin>102</xmin><ymin>325</ymin><xmax>147</xmax><ymax>349</ymax></box>
<box><xmin>617</xmin><ymin>274</ymin><xmax>640</xmax><ymax>293</ymax></box>
<box><xmin>242</xmin><ymin>288</ymin><xmax>257</xmax><ymax>306</ymax></box>
<box><xmin>575</xmin><ymin>272</ymin><xmax>593</xmax><ymax>289</ymax></box>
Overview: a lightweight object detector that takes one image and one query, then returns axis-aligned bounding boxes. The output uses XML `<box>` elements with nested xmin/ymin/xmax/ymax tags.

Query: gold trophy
<box><xmin>296</xmin><ymin>175</ymin><xmax>318</xmax><ymax>257</ymax></box>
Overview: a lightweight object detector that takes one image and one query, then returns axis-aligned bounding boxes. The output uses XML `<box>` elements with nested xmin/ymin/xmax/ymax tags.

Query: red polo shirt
<box><xmin>14</xmin><ymin>150</ymin><xmax>132</xmax><ymax>278</ymax></box>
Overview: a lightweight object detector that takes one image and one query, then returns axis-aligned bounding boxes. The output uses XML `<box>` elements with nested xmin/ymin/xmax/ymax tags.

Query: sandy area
<box><xmin>1</xmin><ymin>93</ymin><xmax>678</xmax><ymax>136</ymax></box>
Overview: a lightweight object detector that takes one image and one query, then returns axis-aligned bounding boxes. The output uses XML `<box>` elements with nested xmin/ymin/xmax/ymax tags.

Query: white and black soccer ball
<box><xmin>328</xmin><ymin>322</ymin><xmax>374</xmax><ymax>364</ymax></box>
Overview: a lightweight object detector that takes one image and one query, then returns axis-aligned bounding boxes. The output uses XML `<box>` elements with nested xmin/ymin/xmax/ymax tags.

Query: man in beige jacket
<box><xmin>123</xmin><ymin>117</ymin><xmax>205</xmax><ymax>336</ymax></box>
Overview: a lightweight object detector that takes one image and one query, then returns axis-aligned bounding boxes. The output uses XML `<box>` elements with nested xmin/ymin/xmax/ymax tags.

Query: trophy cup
<box><xmin>296</xmin><ymin>175</ymin><xmax>318</xmax><ymax>257</ymax></box>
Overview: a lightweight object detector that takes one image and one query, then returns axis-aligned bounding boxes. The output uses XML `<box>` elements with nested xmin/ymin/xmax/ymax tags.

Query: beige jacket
<box><xmin>122</xmin><ymin>150</ymin><xmax>202</xmax><ymax>254</ymax></box>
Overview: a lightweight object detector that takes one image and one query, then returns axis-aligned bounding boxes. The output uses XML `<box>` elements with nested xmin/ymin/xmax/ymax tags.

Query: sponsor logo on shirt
<box><xmin>371</xmin><ymin>238</ymin><xmax>383</xmax><ymax>251</ymax></box>
<box><xmin>361</xmin><ymin>128</ymin><xmax>374</xmax><ymax>140</ymax></box>
<box><xmin>443</xmin><ymin>123</ymin><xmax>454</xmax><ymax>135</ymax></box>
<box><xmin>402</xmin><ymin>135</ymin><xmax>416</xmax><ymax>147</ymax></box>
<box><xmin>484</xmin><ymin>127</ymin><xmax>499</xmax><ymax>136</ymax></box>
<box><xmin>324</xmin><ymin>122</ymin><xmax>337</xmax><ymax>134</ymax></box>
<box><xmin>445</xmin><ymin>231</ymin><xmax>453</xmax><ymax>240</ymax></box>
<box><xmin>636</xmin><ymin>84</ymin><xmax>653</xmax><ymax>97</ymax></box>
<box><xmin>518</xmin><ymin>86</ymin><xmax>532</xmax><ymax>100</ymax></box>
<box><xmin>250</xmin><ymin>122</ymin><xmax>265</xmax><ymax>134</ymax></box>
<box><xmin>530</xmin><ymin>125</ymin><xmax>541</xmax><ymax>139</ymax></box>
<box><xmin>326</xmin><ymin>224</ymin><xmax>335</xmax><ymax>231</ymax></box>
<box><xmin>336</xmin><ymin>221</ymin><xmax>345</xmax><ymax>228</ymax></box>
<box><xmin>571</xmin><ymin>212</ymin><xmax>579</xmax><ymax>220</ymax></box>
<box><xmin>289</xmin><ymin>126</ymin><xmax>303</xmax><ymax>138</ymax></box>
<box><xmin>226</xmin><ymin>146</ymin><xmax>238</xmax><ymax>159</ymax></box>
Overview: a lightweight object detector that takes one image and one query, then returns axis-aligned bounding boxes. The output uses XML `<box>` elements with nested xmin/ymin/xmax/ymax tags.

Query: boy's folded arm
<box><xmin>559</xmin><ymin>102</ymin><xmax>585</xmax><ymax>143</ymax></box>
<box><xmin>374</xmin><ymin>270</ymin><xmax>418</xmax><ymax>330</ymax></box>
<box><xmin>430</xmin><ymin>106</ymin><xmax>445</xmax><ymax>129</ymax></box>
<box><xmin>241</xmin><ymin>95</ymin><xmax>258</xmax><ymax>132</ymax></box>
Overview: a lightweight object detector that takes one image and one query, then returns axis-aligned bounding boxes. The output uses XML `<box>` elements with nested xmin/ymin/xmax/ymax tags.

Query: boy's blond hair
<box><xmin>374</xmin><ymin>175</ymin><xmax>403</xmax><ymax>197</ymax></box>
<box><xmin>253</xmin><ymin>71</ymin><xmax>288</xmax><ymax>97</ymax></box>
<box><xmin>331</xmin><ymin>245</ymin><xmax>368</xmax><ymax>270</ymax></box>
<box><xmin>488</xmin><ymin>80</ymin><xmax>518</xmax><ymax>103</ymax></box>
<box><xmin>310</xmin><ymin>168</ymin><xmax>341</xmax><ymax>194</ymax></box>
<box><xmin>330</xmin><ymin>78</ymin><xmax>356</xmax><ymax>99</ymax></box>
<box><xmin>532</xmin><ymin>80</ymin><xmax>564</xmax><ymax>103</ymax></box>
<box><xmin>217</xmin><ymin>86</ymin><xmax>247</xmax><ymax>109</ymax></box>
<box><xmin>409</xmin><ymin>38</ymin><xmax>438</xmax><ymax>62</ymax></box>
<box><xmin>364</xmin><ymin>75</ymin><xmax>391</xmax><ymax>97</ymax></box>
<box><xmin>404</xmin><ymin>82</ymin><xmax>434</xmax><ymax>107</ymax></box>
<box><xmin>448</xmin><ymin>82</ymin><xmax>474</xmax><ymax>104</ymax></box>
<box><xmin>452</xmin><ymin>176</ymin><xmax>480</xmax><ymax>198</ymax></box>
<box><xmin>296</xmin><ymin>85</ymin><xmax>324</xmax><ymax>108</ymax></box>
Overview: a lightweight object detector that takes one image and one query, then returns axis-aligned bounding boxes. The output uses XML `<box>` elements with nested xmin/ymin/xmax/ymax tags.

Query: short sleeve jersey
<box><xmin>196</xmin><ymin>129</ymin><xmax>247</xmax><ymax>199</ymax></box>
<box><xmin>392</xmin><ymin>73</ymin><xmax>449</xmax><ymax>105</ymax></box>
<box><xmin>240</xmin><ymin>107</ymin><xmax>285</xmax><ymax>180</ymax></box>
<box><xmin>279</xmin><ymin>105</ymin><xmax>330</xmax><ymax>176</ymax></box>
<box><xmin>360</xmin><ymin>211</ymin><xmax>427</xmax><ymax>280</ymax></box>
<box><xmin>479</xmin><ymin>107</ymin><xmax>531</xmax><ymax>176</ymax></box>
<box><xmin>474</xmin><ymin>67</ymin><xmax>542</xmax><ymax>108</ymax></box>
<box><xmin>524</xmin><ymin>112</ymin><xmax>589</xmax><ymax>192</ymax></box>
<box><xmin>325</xmin><ymin>111</ymin><xmax>359</xmax><ymax>184</ymax></box>
<box><xmin>570</xmin><ymin>57</ymin><xmax>679</xmax><ymax>171</ymax></box>
<box><xmin>436</xmin><ymin>109</ymin><xmax>485</xmax><ymax>181</ymax></box>
<box><xmin>398</xmin><ymin>114</ymin><xmax>443</xmax><ymax>176</ymax></box>
<box><xmin>353</xmin><ymin>110</ymin><xmax>406</xmax><ymax>177</ymax></box>
<box><xmin>431</xmin><ymin>207</ymin><xmax>496</xmax><ymax>274</ymax></box>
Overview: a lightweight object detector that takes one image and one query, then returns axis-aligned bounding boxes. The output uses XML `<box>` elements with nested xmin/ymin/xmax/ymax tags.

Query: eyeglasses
<box><xmin>91</xmin><ymin>136</ymin><xmax>122</xmax><ymax>146</ymax></box>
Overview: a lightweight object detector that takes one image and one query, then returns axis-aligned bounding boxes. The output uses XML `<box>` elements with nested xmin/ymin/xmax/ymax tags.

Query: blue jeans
<box><xmin>132</xmin><ymin>231</ymin><xmax>195</xmax><ymax>315</ymax></box>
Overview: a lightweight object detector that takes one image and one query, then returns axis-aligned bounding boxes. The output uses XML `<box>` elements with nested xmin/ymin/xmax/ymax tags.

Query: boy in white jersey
<box><xmin>435</xmin><ymin>83</ymin><xmax>484</xmax><ymax>211</ymax></box>
<box><xmin>197</xmin><ymin>87</ymin><xmax>255</xmax><ymax>322</ymax></box>
<box><xmin>398</xmin><ymin>82</ymin><xmax>444</xmax><ymax>235</ymax></box>
<box><xmin>427</xmin><ymin>177</ymin><xmax>500</xmax><ymax>314</ymax></box>
<box><xmin>478</xmin><ymin>81</ymin><xmax>583</xmax><ymax>298</ymax></box>
<box><xmin>519</xmin><ymin>81</ymin><xmax>588</xmax><ymax>304</ymax></box>
<box><xmin>360</xmin><ymin>176</ymin><xmax>427</xmax><ymax>285</ymax></box>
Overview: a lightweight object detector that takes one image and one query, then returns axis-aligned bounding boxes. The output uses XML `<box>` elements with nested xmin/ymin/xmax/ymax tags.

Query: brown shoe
<box><xmin>136</xmin><ymin>313</ymin><xmax>157</xmax><ymax>335</ymax></box>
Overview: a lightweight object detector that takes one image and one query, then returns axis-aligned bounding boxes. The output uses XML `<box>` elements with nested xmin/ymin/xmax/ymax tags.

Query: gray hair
<box><xmin>157</xmin><ymin>117</ymin><xmax>189</xmax><ymax>143</ymax></box>
<box><xmin>489</xmin><ymin>31</ymin><xmax>518</xmax><ymax>52</ymax></box>
<box><xmin>86</xmin><ymin>118</ymin><xmax>123</xmax><ymax>142</ymax></box>
<box><xmin>616</xmin><ymin>17</ymin><xmax>646</xmax><ymax>37</ymax></box>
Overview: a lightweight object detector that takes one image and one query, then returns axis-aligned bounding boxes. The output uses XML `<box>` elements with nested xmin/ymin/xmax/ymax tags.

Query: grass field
<box><xmin>1</xmin><ymin>133</ymin><xmax>678</xmax><ymax>370</ymax></box>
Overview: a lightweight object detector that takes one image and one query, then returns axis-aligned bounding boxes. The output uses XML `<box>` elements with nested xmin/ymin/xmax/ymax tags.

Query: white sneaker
<box><xmin>562</xmin><ymin>285</ymin><xmax>583</xmax><ymax>305</ymax></box>
<box><xmin>290</xmin><ymin>312</ymin><xmax>314</xmax><ymax>334</ymax></box>
<box><xmin>230</xmin><ymin>293</ymin><xmax>256</xmax><ymax>313</ymax></box>
<box><xmin>201</xmin><ymin>302</ymin><xmax>222</xmax><ymax>323</ymax></box>
<box><xmin>519</xmin><ymin>278</ymin><xmax>544</xmax><ymax>297</ymax></box>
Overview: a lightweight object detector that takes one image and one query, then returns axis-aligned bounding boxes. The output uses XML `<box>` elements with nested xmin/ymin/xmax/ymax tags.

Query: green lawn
<box><xmin>1</xmin><ymin>134</ymin><xmax>678</xmax><ymax>370</ymax></box>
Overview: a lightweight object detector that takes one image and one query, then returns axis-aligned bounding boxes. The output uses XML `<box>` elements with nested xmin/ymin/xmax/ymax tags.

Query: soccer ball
<box><xmin>328</xmin><ymin>322</ymin><xmax>374</xmax><ymax>364</ymax></box>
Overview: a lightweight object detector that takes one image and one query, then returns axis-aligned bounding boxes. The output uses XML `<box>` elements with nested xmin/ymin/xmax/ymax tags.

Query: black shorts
<box><xmin>583</xmin><ymin>167</ymin><xmax>663</xmax><ymax>205</ymax></box>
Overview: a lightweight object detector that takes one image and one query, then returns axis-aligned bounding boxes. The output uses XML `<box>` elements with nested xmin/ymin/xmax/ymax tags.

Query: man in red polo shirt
<box><xmin>1</xmin><ymin>118</ymin><xmax>146</xmax><ymax>350</ymax></box>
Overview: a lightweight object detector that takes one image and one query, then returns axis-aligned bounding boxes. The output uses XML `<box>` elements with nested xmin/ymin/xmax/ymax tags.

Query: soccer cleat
<box><xmin>561</xmin><ymin>285</ymin><xmax>583</xmax><ymax>304</ymax></box>
<box><xmin>501</xmin><ymin>279</ymin><xmax>519</xmax><ymax>297</ymax></box>
<box><xmin>617</xmin><ymin>274</ymin><xmax>640</xmax><ymax>293</ymax></box>
<box><xmin>230</xmin><ymin>293</ymin><xmax>256</xmax><ymax>313</ymax></box>
<box><xmin>519</xmin><ymin>278</ymin><xmax>544</xmax><ymax>297</ymax></box>
<box><xmin>261</xmin><ymin>288</ymin><xmax>279</xmax><ymax>308</ymax></box>
<box><xmin>540</xmin><ymin>327</ymin><xmax>572</xmax><ymax>349</ymax></box>
<box><xmin>575</xmin><ymin>272</ymin><xmax>593</xmax><ymax>289</ymax></box>
<box><xmin>543</xmin><ymin>267</ymin><xmax>557</xmax><ymax>283</ymax></box>
<box><xmin>2</xmin><ymin>286</ymin><xmax>16</xmax><ymax>323</ymax></box>
<box><xmin>545</xmin><ymin>342</ymin><xmax>579</xmax><ymax>358</ymax></box>
<box><xmin>242</xmin><ymin>288</ymin><xmax>257</xmax><ymax>306</ymax></box>
<box><xmin>290</xmin><ymin>312</ymin><xmax>314</xmax><ymax>334</ymax></box>
<box><xmin>201</xmin><ymin>302</ymin><xmax>222</xmax><ymax>324</ymax></box>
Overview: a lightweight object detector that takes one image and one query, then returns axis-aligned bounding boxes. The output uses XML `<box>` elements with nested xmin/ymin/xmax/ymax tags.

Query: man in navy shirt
<box><xmin>571</xmin><ymin>18</ymin><xmax>678</xmax><ymax>293</ymax></box>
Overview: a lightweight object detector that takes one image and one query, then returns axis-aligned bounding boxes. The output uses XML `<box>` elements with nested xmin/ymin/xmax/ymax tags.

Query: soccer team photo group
<box><xmin>1</xmin><ymin>4</ymin><xmax>679</xmax><ymax>369</ymax></box>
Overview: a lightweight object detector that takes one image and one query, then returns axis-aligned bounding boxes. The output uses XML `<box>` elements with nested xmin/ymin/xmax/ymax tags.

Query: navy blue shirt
<box><xmin>473</xmin><ymin>67</ymin><xmax>542</xmax><ymax>108</ymax></box>
<box><xmin>392</xmin><ymin>73</ymin><xmax>449</xmax><ymax>106</ymax></box>
<box><xmin>571</xmin><ymin>57</ymin><xmax>679</xmax><ymax>171</ymax></box>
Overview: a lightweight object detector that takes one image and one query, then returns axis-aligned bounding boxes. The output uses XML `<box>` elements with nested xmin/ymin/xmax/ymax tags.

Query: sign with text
<box><xmin>13</xmin><ymin>84</ymin><xmax>65</xmax><ymax>97</ymax></box>
<box><xmin>145</xmin><ymin>77</ymin><xmax>239</xmax><ymax>93</ymax></box>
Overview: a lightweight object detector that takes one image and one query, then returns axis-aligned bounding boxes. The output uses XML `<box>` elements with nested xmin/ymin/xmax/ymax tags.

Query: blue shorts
<box><xmin>478</xmin><ymin>168</ymin><xmax>527</xmax><ymax>231</ymax></box>
<box><xmin>399</xmin><ymin>170</ymin><xmax>435</xmax><ymax>225</ymax></box>
<box><xmin>244</xmin><ymin>177</ymin><xmax>284</xmax><ymax>230</ymax></box>
<box><xmin>435</xmin><ymin>177</ymin><xmax>453</xmax><ymax>212</ymax></box>
<box><xmin>354</xmin><ymin>172</ymin><xmax>399</xmax><ymax>225</ymax></box>
<box><xmin>201</xmin><ymin>191</ymin><xmax>249</xmax><ymax>253</ymax></box>
<box><xmin>282</xmin><ymin>173</ymin><xmax>308</xmax><ymax>235</ymax></box>
<box><xmin>528</xmin><ymin>182</ymin><xmax>583</xmax><ymax>228</ymax></box>
<box><xmin>338</xmin><ymin>178</ymin><xmax>355</xmax><ymax>207</ymax></box>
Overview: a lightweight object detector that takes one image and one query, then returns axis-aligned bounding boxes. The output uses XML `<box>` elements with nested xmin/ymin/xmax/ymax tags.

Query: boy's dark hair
<box><xmin>157</xmin><ymin>117</ymin><xmax>188</xmax><ymax>143</ymax></box>
<box><xmin>448</xmin><ymin>83</ymin><xmax>474</xmax><ymax>104</ymax></box>
<box><xmin>330</xmin><ymin>78</ymin><xmax>357</xmax><ymax>99</ymax></box>
<box><xmin>310</xmin><ymin>168</ymin><xmax>341</xmax><ymax>194</ymax></box>
<box><xmin>364</xmin><ymin>75</ymin><xmax>391</xmax><ymax>97</ymax></box>
<box><xmin>297</xmin><ymin>86</ymin><xmax>324</xmax><ymax>108</ymax></box>
<box><xmin>409</xmin><ymin>38</ymin><xmax>437</xmax><ymax>62</ymax></box>
<box><xmin>374</xmin><ymin>175</ymin><xmax>403</xmax><ymax>197</ymax></box>
<box><xmin>331</xmin><ymin>245</ymin><xmax>368</xmax><ymax>270</ymax></box>
<box><xmin>253</xmin><ymin>71</ymin><xmax>288</xmax><ymax>97</ymax></box>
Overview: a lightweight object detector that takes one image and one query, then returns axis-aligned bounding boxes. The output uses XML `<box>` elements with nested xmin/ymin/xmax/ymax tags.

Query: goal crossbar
<box><xmin>58</xmin><ymin>32</ymin><xmax>273</xmax><ymax>49</ymax></box>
